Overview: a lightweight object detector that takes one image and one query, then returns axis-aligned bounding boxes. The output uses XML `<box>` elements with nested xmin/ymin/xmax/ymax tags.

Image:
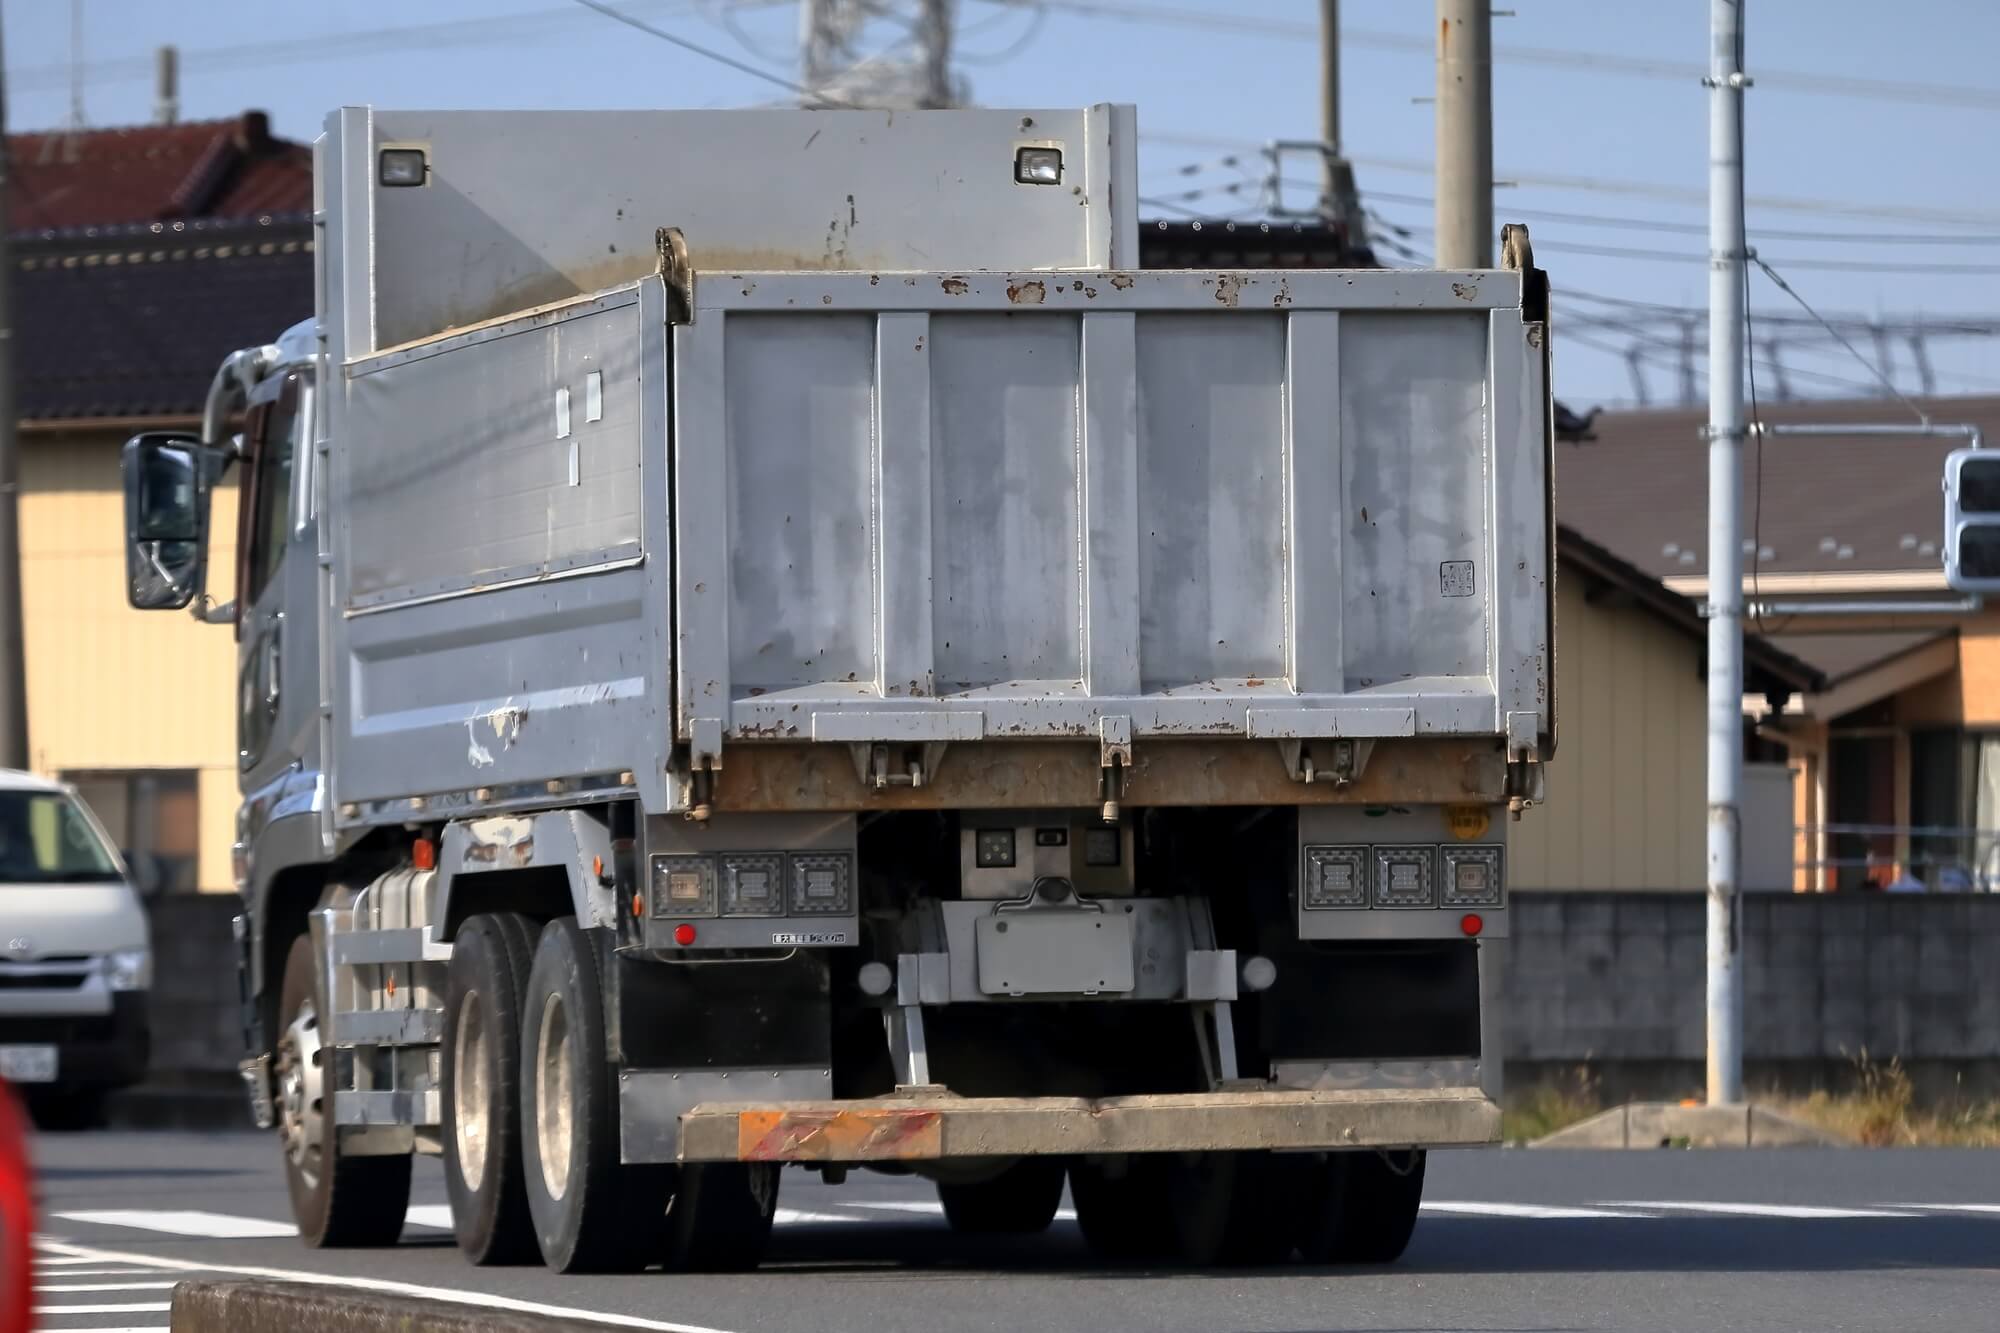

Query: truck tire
<box><xmin>1295</xmin><ymin>1149</ymin><xmax>1427</xmax><ymax>1265</ymax></box>
<box><xmin>519</xmin><ymin>917</ymin><xmax>669</xmax><ymax>1273</ymax></box>
<box><xmin>1166</xmin><ymin>1151</ymin><xmax>1299</xmax><ymax>1267</ymax></box>
<box><xmin>1069</xmin><ymin>1156</ymin><xmax>1176</xmax><ymax>1263</ymax></box>
<box><xmin>275</xmin><ymin>934</ymin><xmax>411</xmax><ymax>1247</ymax></box>
<box><xmin>937</xmin><ymin>1158</ymin><xmax>1066</xmax><ymax>1235</ymax></box>
<box><xmin>442</xmin><ymin>912</ymin><xmax>539</xmax><ymax>1265</ymax></box>
<box><xmin>664</xmin><ymin>1163</ymin><xmax>780</xmax><ymax>1271</ymax></box>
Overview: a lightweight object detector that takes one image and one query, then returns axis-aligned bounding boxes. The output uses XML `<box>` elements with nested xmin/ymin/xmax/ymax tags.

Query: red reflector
<box><xmin>411</xmin><ymin>838</ymin><xmax>436</xmax><ymax>871</ymax></box>
<box><xmin>673</xmin><ymin>923</ymin><xmax>697</xmax><ymax>947</ymax></box>
<box><xmin>1460</xmin><ymin>913</ymin><xmax>1484</xmax><ymax>937</ymax></box>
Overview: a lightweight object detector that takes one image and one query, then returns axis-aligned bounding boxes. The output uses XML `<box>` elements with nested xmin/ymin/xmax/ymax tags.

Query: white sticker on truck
<box><xmin>772</xmin><ymin>931</ymin><xmax>851</xmax><ymax>947</ymax></box>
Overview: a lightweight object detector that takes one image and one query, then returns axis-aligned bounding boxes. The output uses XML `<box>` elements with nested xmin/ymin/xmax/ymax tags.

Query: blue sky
<box><xmin>6</xmin><ymin>0</ymin><xmax>1997</xmax><ymax>407</ymax></box>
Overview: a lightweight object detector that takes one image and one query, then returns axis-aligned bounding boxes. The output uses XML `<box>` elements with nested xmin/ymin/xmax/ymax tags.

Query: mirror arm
<box><xmin>201</xmin><ymin>343</ymin><xmax>283</xmax><ymax>450</ymax></box>
<box><xmin>190</xmin><ymin>595</ymin><xmax>236</xmax><ymax>626</ymax></box>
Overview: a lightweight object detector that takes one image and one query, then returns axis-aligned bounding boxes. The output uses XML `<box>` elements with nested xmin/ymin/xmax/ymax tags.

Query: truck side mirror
<box><xmin>121</xmin><ymin>432</ymin><xmax>213</xmax><ymax>611</ymax></box>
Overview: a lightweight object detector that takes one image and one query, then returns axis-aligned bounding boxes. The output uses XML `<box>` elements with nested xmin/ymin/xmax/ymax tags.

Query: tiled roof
<box><xmin>1554</xmin><ymin>394</ymin><xmax>1999</xmax><ymax>583</ymax></box>
<box><xmin>8</xmin><ymin>112</ymin><xmax>311</xmax><ymax>237</ymax></box>
<box><xmin>16</xmin><ymin>217</ymin><xmax>313</xmax><ymax>422</ymax></box>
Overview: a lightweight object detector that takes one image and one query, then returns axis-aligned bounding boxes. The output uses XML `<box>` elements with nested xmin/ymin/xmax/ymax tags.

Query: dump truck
<box><xmin>120</xmin><ymin>104</ymin><xmax>1553</xmax><ymax>1271</ymax></box>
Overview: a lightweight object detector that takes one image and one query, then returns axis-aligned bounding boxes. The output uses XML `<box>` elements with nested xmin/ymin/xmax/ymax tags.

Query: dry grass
<box><xmin>1503</xmin><ymin>1054</ymin><xmax>2000</xmax><ymax>1146</ymax></box>
<box><xmin>1501</xmin><ymin>1064</ymin><xmax>1604</xmax><ymax>1142</ymax></box>
<box><xmin>1773</xmin><ymin>1054</ymin><xmax>2000</xmax><ymax>1148</ymax></box>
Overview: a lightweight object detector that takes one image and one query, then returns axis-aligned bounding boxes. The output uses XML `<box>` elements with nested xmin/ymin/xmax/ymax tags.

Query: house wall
<box><xmin>1510</xmin><ymin>575</ymin><xmax>1710</xmax><ymax>890</ymax></box>
<box><xmin>21</xmin><ymin>431</ymin><xmax>241</xmax><ymax>892</ymax></box>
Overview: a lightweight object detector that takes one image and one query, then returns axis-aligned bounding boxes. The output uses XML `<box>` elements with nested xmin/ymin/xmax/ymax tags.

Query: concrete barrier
<box><xmin>169</xmin><ymin>1281</ymin><xmax>596</xmax><ymax>1333</ymax></box>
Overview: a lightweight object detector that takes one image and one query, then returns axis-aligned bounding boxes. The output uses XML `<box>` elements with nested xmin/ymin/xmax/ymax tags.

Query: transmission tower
<box><xmin>799</xmin><ymin>0</ymin><xmax>960</xmax><ymax>109</ymax></box>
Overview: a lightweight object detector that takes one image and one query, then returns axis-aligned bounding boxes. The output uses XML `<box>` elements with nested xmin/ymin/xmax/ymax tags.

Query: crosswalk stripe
<box><xmin>33</xmin><ymin>1302</ymin><xmax>173</xmax><ymax>1314</ymax></box>
<box><xmin>32</xmin><ymin>1268</ymin><xmax>164</xmax><ymax>1277</ymax></box>
<box><xmin>1881</xmin><ymin>1203</ymin><xmax>2000</xmax><ymax>1214</ymax></box>
<box><xmin>36</xmin><ymin>1282</ymin><xmax>181</xmax><ymax>1293</ymax></box>
<box><xmin>51</xmin><ymin>1210</ymin><xmax>296</xmax><ymax>1239</ymax></box>
<box><xmin>1423</xmin><ymin>1201</ymin><xmax>1655</xmax><ymax>1219</ymax></box>
<box><xmin>1601</xmin><ymin>1201</ymin><xmax>1921</xmax><ymax>1219</ymax></box>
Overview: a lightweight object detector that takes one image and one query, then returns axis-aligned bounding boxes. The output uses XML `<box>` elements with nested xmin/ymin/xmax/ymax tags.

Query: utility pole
<box><xmin>0</xmin><ymin>11</ymin><xmax>29</xmax><ymax>772</ymax></box>
<box><xmin>1320</xmin><ymin>0</ymin><xmax>1339</xmax><ymax>184</ymax></box>
<box><xmin>1704</xmin><ymin>0</ymin><xmax>1748</xmax><ymax>1107</ymax></box>
<box><xmin>1434</xmin><ymin>0</ymin><xmax>1492</xmax><ymax>267</ymax></box>
<box><xmin>153</xmin><ymin>45</ymin><xmax>178</xmax><ymax>127</ymax></box>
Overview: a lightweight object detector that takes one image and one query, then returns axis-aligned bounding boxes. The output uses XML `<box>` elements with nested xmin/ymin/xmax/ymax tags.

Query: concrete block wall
<box><xmin>145</xmin><ymin>894</ymin><xmax>242</xmax><ymax>1079</ymax></box>
<box><xmin>1504</xmin><ymin>891</ymin><xmax>2000</xmax><ymax>1097</ymax></box>
<box><xmin>135</xmin><ymin>890</ymin><xmax>2000</xmax><ymax>1096</ymax></box>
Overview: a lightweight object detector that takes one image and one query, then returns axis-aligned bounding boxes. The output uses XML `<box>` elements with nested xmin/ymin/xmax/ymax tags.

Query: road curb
<box><xmin>169</xmin><ymin>1280</ymin><xmax>595</xmax><ymax>1333</ymax></box>
<box><xmin>1531</xmin><ymin>1101</ymin><xmax>1845</xmax><ymax>1149</ymax></box>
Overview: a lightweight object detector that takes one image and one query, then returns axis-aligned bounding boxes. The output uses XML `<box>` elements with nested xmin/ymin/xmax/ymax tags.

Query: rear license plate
<box><xmin>0</xmin><ymin>1045</ymin><xmax>58</xmax><ymax>1083</ymax></box>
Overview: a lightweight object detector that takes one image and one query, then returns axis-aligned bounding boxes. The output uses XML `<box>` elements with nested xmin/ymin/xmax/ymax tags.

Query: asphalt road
<box><xmin>25</xmin><ymin>1129</ymin><xmax>2000</xmax><ymax>1333</ymax></box>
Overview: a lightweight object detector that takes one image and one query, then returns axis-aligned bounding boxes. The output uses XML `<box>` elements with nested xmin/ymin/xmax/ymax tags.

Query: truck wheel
<box><xmin>1166</xmin><ymin>1151</ymin><xmax>1299</xmax><ymax>1266</ymax></box>
<box><xmin>937</xmin><ymin>1158</ymin><xmax>1066</xmax><ymax>1235</ymax></box>
<box><xmin>664</xmin><ymin>1163</ymin><xmax>780</xmax><ymax>1271</ymax></box>
<box><xmin>443</xmin><ymin>912</ymin><xmax>539</xmax><ymax>1265</ymax></box>
<box><xmin>275</xmin><ymin>934</ymin><xmax>411</xmax><ymax>1247</ymax></box>
<box><xmin>1295</xmin><ymin>1149</ymin><xmax>1427</xmax><ymax>1265</ymax></box>
<box><xmin>520</xmin><ymin>917</ymin><xmax>669</xmax><ymax>1273</ymax></box>
<box><xmin>1070</xmin><ymin>1156</ymin><xmax>1175</xmax><ymax>1263</ymax></box>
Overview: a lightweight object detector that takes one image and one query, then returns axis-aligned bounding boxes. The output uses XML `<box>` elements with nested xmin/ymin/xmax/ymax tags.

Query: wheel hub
<box><xmin>453</xmin><ymin>988</ymin><xmax>490</xmax><ymax>1191</ymax></box>
<box><xmin>275</xmin><ymin>998</ymin><xmax>326</xmax><ymax>1186</ymax></box>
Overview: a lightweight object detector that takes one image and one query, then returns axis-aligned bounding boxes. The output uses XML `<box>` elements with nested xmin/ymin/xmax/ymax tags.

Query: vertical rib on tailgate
<box><xmin>671</xmin><ymin>269</ymin><xmax>1549</xmax><ymax>754</ymax></box>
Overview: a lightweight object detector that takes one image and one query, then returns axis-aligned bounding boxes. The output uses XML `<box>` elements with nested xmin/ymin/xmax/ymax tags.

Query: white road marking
<box><xmin>35</xmin><ymin>1238</ymin><xmax>741</xmax><ymax>1333</ymax></box>
<box><xmin>402</xmin><ymin>1204</ymin><xmax>455</xmax><ymax>1231</ymax></box>
<box><xmin>36</xmin><ymin>1281</ymin><xmax>182</xmax><ymax>1293</ymax></box>
<box><xmin>842</xmin><ymin>1200</ymin><xmax>1080</xmax><ymax>1222</ymax></box>
<box><xmin>51</xmin><ymin>1210</ymin><xmax>296</xmax><ymax>1239</ymax></box>
<box><xmin>33</xmin><ymin>1302</ymin><xmax>173</xmax><ymax>1314</ymax></box>
<box><xmin>1602</xmin><ymin>1201</ymin><xmax>1921</xmax><ymax>1219</ymax></box>
<box><xmin>1422</xmin><ymin>1201</ymin><xmax>1656</xmax><ymax>1219</ymax></box>
<box><xmin>32</xmin><ymin>1267</ymin><xmax>163</xmax><ymax>1277</ymax></box>
<box><xmin>1881</xmin><ymin>1203</ymin><xmax>2000</xmax><ymax>1214</ymax></box>
<box><xmin>774</xmin><ymin>1206</ymin><xmax>873</xmax><ymax>1225</ymax></box>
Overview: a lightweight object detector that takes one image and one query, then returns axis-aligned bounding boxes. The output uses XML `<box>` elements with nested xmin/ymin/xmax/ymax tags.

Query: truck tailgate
<box><xmin>672</xmin><ymin>267</ymin><xmax>1550</xmax><ymax>762</ymax></box>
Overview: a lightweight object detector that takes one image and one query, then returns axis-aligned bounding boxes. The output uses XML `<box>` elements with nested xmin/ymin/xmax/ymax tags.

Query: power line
<box><xmin>570</xmin><ymin>0</ymin><xmax>848</xmax><ymax>105</ymax></box>
<box><xmin>1359</xmin><ymin>187</ymin><xmax>2000</xmax><ymax>247</ymax></box>
<box><xmin>1749</xmin><ymin>254</ymin><xmax>1928</xmax><ymax>422</ymax></box>
<box><xmin>990</xmin><ymin>0</ymin><xmax>2000</xmax><ymax>113</ymax></box>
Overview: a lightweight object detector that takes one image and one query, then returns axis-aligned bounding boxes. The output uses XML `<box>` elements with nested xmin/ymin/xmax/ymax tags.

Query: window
<box><xmin>63</xmin><ymin>770</ymin><xmax>200</xmax><ymax>895</ymax></box>
<box><xmin>243</xmin><ymin>376</ymin><xmax>302</xmax><ymax>608</ymax></box>
<box><xmin>0</xmin><ymin>789</ymin><xmax>123</xmax><ymax>884</ymax></box>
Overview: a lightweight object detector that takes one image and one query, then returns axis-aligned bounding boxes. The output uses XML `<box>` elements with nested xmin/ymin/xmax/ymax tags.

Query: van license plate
<box><xmin>0</xmin><ymin>1045</ymin><xmax>57</xmax><ymax>1083</ymax></box>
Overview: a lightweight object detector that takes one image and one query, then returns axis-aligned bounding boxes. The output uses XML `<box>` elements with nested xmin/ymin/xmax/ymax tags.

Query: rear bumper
<box><xmin>679</xmin><ymin>1086</ymin><xmax>1500</xmax><ymax>1163</ymax></box>
<box><xmin>0</xmin><ymin>994</ymin><xmax>150</xmax><ymax>1089</ymax></box>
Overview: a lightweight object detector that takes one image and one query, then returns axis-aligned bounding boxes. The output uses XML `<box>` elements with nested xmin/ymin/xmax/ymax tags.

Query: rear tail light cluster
<box><xmin>649</xmin><ymin>852</ymin><xmax>853</xmax><ymax>919</ymax></box>
<box><xmin>1302</xmin><ymin>844</ymin><xmax>1504</xmax><ymax>911</ymax></box>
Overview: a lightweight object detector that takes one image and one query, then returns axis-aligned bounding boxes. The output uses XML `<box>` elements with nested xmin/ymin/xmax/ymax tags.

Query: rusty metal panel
<box><xmin>686</xmin><ymin>1087</ymin><xmax>1500</xmax><ymax>1161</ymax></box>
<box><xmin>680</xmin><ymin>269</ymin><xmax>1549</xmax><ymax>752</ymax></box>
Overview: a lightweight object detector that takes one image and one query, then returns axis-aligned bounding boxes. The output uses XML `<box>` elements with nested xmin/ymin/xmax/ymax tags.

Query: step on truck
<box><xmin>120</xmin><ymin>104</ymin><xmax>1553</xmax><ymax>1271</ymax></box>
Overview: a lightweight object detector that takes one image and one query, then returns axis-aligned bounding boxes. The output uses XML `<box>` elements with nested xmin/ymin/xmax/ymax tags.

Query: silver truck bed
<box><xmin>327</xmin><ymin>264</ymin><xmax>1549</xmax><ymax>821</ymax></box>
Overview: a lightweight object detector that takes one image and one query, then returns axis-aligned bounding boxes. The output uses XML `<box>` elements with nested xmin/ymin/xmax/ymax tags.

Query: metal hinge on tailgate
<box><xmin>1503</xmin><ymin>709</ymin><xmax>1545</xmax><ymax>819</ymax></box>
<box><xmin>1099</xmin><ymin>717</ymin><xmax>1131</xmax><ymax>821</ymax></box>
<box><xmin>1276</xmin><ymin>738</ymin><xmax>1376</xmax><ymax>788</ymax></box>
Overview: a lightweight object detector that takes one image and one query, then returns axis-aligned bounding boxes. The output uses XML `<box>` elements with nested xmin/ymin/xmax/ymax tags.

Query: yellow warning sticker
<box><xmin>1446</xmin><ymin>805</ymin><xmax>1491</xmax><ymax>841</ymax></box>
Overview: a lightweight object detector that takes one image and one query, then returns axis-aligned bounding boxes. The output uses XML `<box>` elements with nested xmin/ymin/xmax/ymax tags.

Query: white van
<box><xmin>0</xmin><ymin>770</ymin><xmax>150</xmax><ymax>1125</ymax></box>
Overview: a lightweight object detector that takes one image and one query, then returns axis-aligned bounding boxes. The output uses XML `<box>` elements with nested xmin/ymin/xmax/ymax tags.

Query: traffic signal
<box><xmin>1944</xmin><ymin>449</ymin><xmax>2000</xmax><ymax>593</ymax></box>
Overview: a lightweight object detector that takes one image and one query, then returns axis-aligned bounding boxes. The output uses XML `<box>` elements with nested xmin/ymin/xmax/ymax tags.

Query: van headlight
<box><xmin>105</xmin><ymin>949</ymin><xmax>152</xmax><ymax>992</ymax></box>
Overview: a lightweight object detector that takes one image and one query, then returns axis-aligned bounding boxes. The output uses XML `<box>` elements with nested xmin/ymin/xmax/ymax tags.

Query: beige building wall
<box><xmin>1509</xmin><ymin>574</ymin><xmax>1708</xmax><ymax>891</ymax></box>
<box><xmin>20</xmin><ymin>431</ymin><xmax>241</xmax><ymax>892</ymax></box>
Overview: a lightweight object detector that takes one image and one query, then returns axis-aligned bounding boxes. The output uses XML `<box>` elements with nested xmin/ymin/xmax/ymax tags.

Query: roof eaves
<box><xmin>1557</xmin><ymin>523</ymin><xmax>1826</xmax><ymax>693</ymax></box>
